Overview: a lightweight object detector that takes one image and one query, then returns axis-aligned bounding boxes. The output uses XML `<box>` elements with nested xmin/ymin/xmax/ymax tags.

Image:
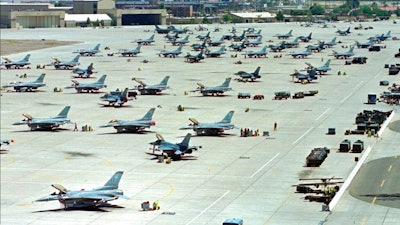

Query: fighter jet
<box><xmin>331</xmin><ymin>46</ymin><xmax>355</xmax><ymax>59</ymax></box>
<box><xmin>232</xmin><ymin>31</ymin><xmax>246</xmax><ymax>42</ymax></box>
<box><xmin>1</xmin><ymin>54</ymin><xmax>31</xmax><ymax>69</ymax></box>
<box><xmin>269</xmin><ymin>42</ymin><xmax>286</xmax><ymax>52</ymax></box>
<box><xmin>205</xmin><ymin>46</ymin><xmax>226</xmax><ymax>57</ymax></box>
<box><xmin>72</xmin><ymin>63</ymin><xmax>96</xmax><ymax>78</ymax></box>
<box><xmin>100</xmin><ymin>88</ymin><xmax>129</xmax><ymax>107</ymax></box>
<box><xmin>149</xmin><ymin>133</ymin><xmax>200</xmax><ymax>160</ymax></box>
<box><xmin>283</xmin><ymin>37</ymin><xmax>300</xmax><ymax>48</ymax></box>
<box><xmin>74</xmin><ymin>44</ymin><xmax>101</xmax><ymax>56</ymax></box>
<box><xmin>305</xmin><ymin>60</ymin><xmax>331</xmax><ymax>74</ymax></box>
<box><xmin>168</xmin><ymin>25</ymin><xmax>190</xmax><ymax>34</ymax></box>
<box><xmin>355</xmin><ymin>39</ymin><xmax>374</xmax><ymax>49</ymax></box>
<box><xmin>180</xmin><ymin>111</ymin><xmax>235</xmax><ymax>136</ymax></box>
<box><xmin>230</xmin><ymin>41</ymin><xmax>247</xmax><ymax>52</ymax></box>
<box><xmin>246</xmin><ymin>36</ymin><xmax>263</xmax><ymax>47</ymax></box>
<box><xmin>243</xmin><ymin>46</ymin><xmax>268</xmax><ymax>58</ymax></box>
<box><xmin>12</xmin><ymin>106</ymin><xmax>72</xmax><ymax>131</ymax></box>
<box><xmin>185</xmin><ymin>50</ymin><xmax>205</xmax><ymax>63</ymax></box>
<box><xmin>234</xmin><ymin>66</ymin><xmax>261</xmax><ymax>82</ymax></box>
<box><xmin>288</xmin><ymin>46</ymin><xmax>312</xmax><ymax>58</ymax></box>
<box><xmin>207</xmin><ymin>36</ymin><xmax>225</xmax><ymax>47</ymax></box>
<box><xmin>275</xmin><ymin>29</ymin><xmax>293</xmax><ymax>39</ymax></box>
<box><xmin>298</xmin><ymin>32</ymin><xmax>312</xmax><ymax>42</ymax></box>
<box><xmin>306</xmin><ymin>41</ymin><xmax>326</xmax><ymax>52</ymax></box>
<box><xmin>2</xmin><ymin>73</ymin><xmax>46</xmax><ymax>92</ymax></box>
<box><xmin>135</xmin><ymin>34</ymin><xmax>155</xmax><ymax>45</ymax></box>
<box><xmin>48</xmin><ymin>55</ymin><xmax>80</xmax><ymax>70</ymax></box>
<box><xmin>35</xmin><ymin>171</ymin><xmax>128</xmax><ymax>209</ymax></box>
<box><xmin>323</xmin><ymin>37</ymin><xmax>337</xmax><ymax>48</ymax></box>
<box><xmin>196</xmin><ymin>31</ymin><xmax>210</xmax><ymax>41</ymax></box>
<box><xmin>100</xmin><ymin>108</ymin><xmax>156</xmax><ymax>133</ymax></box>
<box><xmin>194</xmin><ymin>77</ymin><xmax>232</xmax><ymax>96</ymax></box>
<box><xmin>290</xmin><ymin>69</ymin><xmax>317</xmax><ymax>83</ymax></box>
<box><xmin>159</xmin><ymin>46</ymin><xmax>183</xmax><ymax>58</ymax></box>
<box><xmin>191</xmin><ymin>40</ymin><xmax>207</xmax><ymax>51</ymax></box>
<box><xmin>336</xmin><ymin>27</ymin><xmax>351</xmax><ymax>36</ymax></box>
<box><xmin>171</xmin><ymin>35</ymin><xmax>190</xmax><ymax>46</ymax></box>
<box><xmin>69</xmin><ymin>75</ymin><xmax>107</xmax><ymax>93</ymax></box>
<box><xmin>154</xmin><ymin>25</ymin><xmax>172</xmax><ymax>34</ymax></box>
<box><xmin>131</xmin><ymin>76</ymin><xmax>169</xmax><ymax>95</ymax></box>
<box><xmin>118</xmin><ymin>44</ymin><xmax>142</xmax><ymax>57</ymax></box>
<box><xmin>164</xmin><ymin>33</ymin><xmax>180</xmax><ymax>42</ymax></box>
<box><xmin>245</xmin><ymin>29</ymin><xmax>262</xmax><ymax>39</ymax></box>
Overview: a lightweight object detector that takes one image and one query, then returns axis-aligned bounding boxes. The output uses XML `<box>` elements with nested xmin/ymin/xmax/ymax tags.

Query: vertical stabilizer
<box><xmin>23</xmin><ymin>54</ymin><xmax>31</xmax><ymax>62</ymax></box>
<box><xmin>56</xmin><ymin>106</ymin><xmax>71</xmax><ymax>118</ymax></box>
<box><xmin>96</xmin><ymin>75</ymin><xmax>107</xmax><ymax>84</ymax></box>
<box><xmin>159</xmin><ymin>76</ymin><xmax>170</xmax><ymax>86</ymax></box>
<box><xmin>139</xmin><ymin>108</ymin><xmax>156</xmax><ymax>121</ymax></box>
<box><xmin>103</xmin><ymin>171</ymin><xmax>124</xmax><ymax>188</ymax></box>
<box><xmin>220</xmin><ymin>111</ymin><xmax>234</xmax><ymax>123</ymax></box>
<box><xmin>73</xmin><ymin>55</ymin><xmax>80</xmax><ymax>62</ymax></box>
<box><xmin>220</xmin><ymin>78</ymin><xmax>231</xmax><ymax>87</ymax></box>
<box><xmin>35</xmin><ymin>74</ymin><xmax>46</xmax><ymax>83</ymax></box>
<box><xmin>178</xmin><ymin>133</ymin><xmax>191</xmax><ymax>148</ymax></box>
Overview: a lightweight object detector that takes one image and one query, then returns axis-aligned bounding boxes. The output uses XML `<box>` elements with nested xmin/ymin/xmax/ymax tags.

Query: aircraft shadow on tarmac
<box><xmin>97</xmin><ymin>130</ymin><xmax>155</xmax><ymax>135</ymax></box>
<box><xmin>0</xmin><ymin>149</ymin><xmax>10</xmax><ymax>154</ymax></box>
<box><xmin>98</xmin><ymin>103</ymin><xmax>134</xmax><ymax>108</ymax></box>
<box><xmin>145</xmin><ymin>152</ymin><xmax>198</xmax><ymax>161</ymax></box>
<box><xmin>33</xmin><ymin>204</ymin><xmax>125</xmax><ymax>213</ymax></box>
<box><xmin>12</xmin><ymin>128</ymin><xmax>71</xmax><ymax>133</ymax></box>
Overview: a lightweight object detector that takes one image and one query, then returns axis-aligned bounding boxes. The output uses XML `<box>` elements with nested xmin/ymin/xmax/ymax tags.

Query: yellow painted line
<box><xmin>388</xmin><ymin>165</ymin><xmax>392</xmax><ymax>172</ymax></box>
<box><xmin>372</xmin><ymin>196</ymin><xmax>377</xmax><ymax>205</ymax></box>
<box><xmin>360</xmin><ymin>216</ymin><xmax>367</xmax><ymax>225</ymax></box>
<box><xmin>3</xmin><ymin>155</ymin><xmax>16</xmax><ymax>166</ymax></box>
<box><xmin>380</xmin><ymin>180</ymin><xmax>385</xmax><ymax>187</ymax></box>
<box><xmin>158</xmin><ymin>182</ymin><xmax>174</xmax><ymax>201</ymax></box>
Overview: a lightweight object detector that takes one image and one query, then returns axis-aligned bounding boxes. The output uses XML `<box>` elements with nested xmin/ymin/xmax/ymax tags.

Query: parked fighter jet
<box><xmin>35</xmin><ymin>171</ymin><xmax>127</xmax><ymax>209</ymax></box>
<box><xmin>155</xmin><ymin>25</ymin><xmax>172</xmax><ymax>34</ymax></box>
<box><xmin>336</xmin><ymin>27</ymin><xmax>351</xmax><ymax>36</ymax></box>
<box><xmin>305</xmin><ymin>60</ymin><xmax>331</xmax><ymax>74</ymax></box>
<box><xmin>149</xmin><ymin>133</ymin><xmax>200</xmax><ymax>160</ymax></box>
<box><xmin>234</xmin><ymin>66</ymin><xmax>261</xmax><ymax>82</ymax></box>
<box><xmin>100</xmin><ymin>88</ymin><xmax>129</xmax><ymax>107</ymax></box>
<box><xmin>171</xmin><ymin>35</ymin><xmax>190</xmax><ymax>46</ymax></box>
<box><xmin>12</xmin><ymin>106</ymin><xmax>72</xmax><ymax>131</ymax></box>
<box><xmin>100</xmin><ymin>108</ymin><xmax>156</xmax><ymax>133</ymax></box>
<box><xmin>1</xmin><ymin>54</ymin><xmax>31</xmax><ymax>69</ymax></box>
<box><xmin>232</xmin><ymin>31</ymin><xmax>246</xmax><ymax>42</ymax></box>
<box><xmin>298</xmin><ymin>32</ymin><xmax>312</xmax><ymax>42</ymax></box>
<box><xmin>230</xmin><ymin>41</ymin><xmax>247</xmax><ymax>52</ymax></box>
<box><xmin>245</xmin><ymin>29</ymin><xmax>262</xmax><ymax>39</ymax></box>
<box><xmin>288</xmin><ymin>46</ymin><xmax>312</xmax><ymax>58</ymax></box>
<box><xmin>275</xmin><ymin>29</ymin><xmax>293</xmax><ymax>39</ymax></box>
<box><xmin>194</xmin><ymin>78</ymin><xmax>232</xmax><ymax>96</ymax></box>
<box><xmin>306</xmin><ymin>41</ymin><xmax>326</xmax><ymax>52</ymax></box>
<box><xmin>159</xmin><ymin>46</ymin><xmax>183</xmax><ymax>58</ymax></box>
<box><xmin>74</xmin><ymin>44</ymin><xmax>101</xmax><ymax>56</ymax></box>
<box><xmin>185</xmin><ymin>50</ymin><xmax>205</xmax><ymax>63</ymax></box>
<box><xmin>381</xmin><ymin>30</ymin><xmax>392</xmax><ymax>41</ymax></box>
<box><xmin>246</xmin><ymin>36</ymin><xmax>263</xmax><ymax>47</ymax></box>
<box><xmin>118</xmin><ymin>44</ymin><xmax>142</xmax><ymax>57</ymax></box>
<box><xmin>207</xmin><ymin>36</ymin><xmax>225</xmax><ymax>46</ymax></box>
<box><xmin>243</xmin><ymin>46</ymin><xmax>268</xmax><ymax>58</ymax></box>
<box><xmin>48</xmin><ymin>55</ymin><xmax>80</xmax><ymax>70</ymax></box>
<box><xmin>168</xmin><ymin>25</ymin><xmax>190</xmax><ymax>34</ymax></box>
<box><xmin>180</xmin><ymin>111</ymin><xmax>235</xmax><ymax>135</ymax></box>
<box><xmin>323</xmin><ymin>37</ymin><xmax>337</xmax><ymax>48</ymax></box>
<box><xmin>2</xmin><ymin>73</ymin><xmax>46</xmax><ymax>92</ymax></box>
<box><xmin>135</xmin><ymin>34</ymin><xmax>155</xmax><ymax>45</ymax></box>
<box><xmin>195</xmin><ymin>25</ymin><xmax>208</xmax><ymax>31</ymax></box>
<box><xmin>69</xmin><ymin>75</ymin><xmax>107</xmax><ymax>93</ymax></box>
<box><xmin>131</xmin><ymin>76</ymin><xmax>169</xmax><ymax>95</ymax></box>
<box><xmin>269</xmin><ymin>42</ymin><xmax>286</xmax><ymax>52</ymax></box>
<box><xmin>205</xmin><ymin>46</ymin><xmax>226</xmax><ymax>57</ymax></box>
<box><xmin>72</xmin><ymin>63</ymin><xmax>96</xmax><ymax>78</ymax></box>
<box><xmin>191</xmin><ymin>40</ymin><xmax>207</xmax><ymax>51</ymax></box>
<box><xmin>290</xmin><ymin>69</ymin><xmax>317</xmax><ymax>83</ymax></box>
<box><xmin>165</xmin><ymin>33</ymin><xmax>180</xmax><ymax>42</ymax></box>
<box><xmin>196</xmin><ymin>31</ymin><xmax>210</xmax><ymax>41</ymax></box>
<box><xmin>283</xmin><ymin>37</ymin><xmax>300</xmax><ymax>48</ymax></box>
<box><xmin>355</xmin><ymin>39</ymin><xmax>374</xmax><ymax>48</ymax></box>
<box><xmin>331</xmin><ymin>46</ymin><xmax>354</xmax><ymax>59</ymax></box>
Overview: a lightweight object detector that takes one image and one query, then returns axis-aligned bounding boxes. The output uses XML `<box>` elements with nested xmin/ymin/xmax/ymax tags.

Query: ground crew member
<box><xmin>274</xmin><ymin>122</ymin><xmax>277</xmax><ymax>131</ymax></box>
<box><xmin>73</xmin><ymin>122</ymin><xmax>78</xmax><ymax>132</ymax></box>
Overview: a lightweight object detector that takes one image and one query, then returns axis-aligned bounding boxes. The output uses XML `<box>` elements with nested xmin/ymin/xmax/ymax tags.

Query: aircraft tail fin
<box><xmin>87</xmin><ymin>63</ymin><xmax>94</xmax><ymax>72</ymax></box>
<box><xmin>103</xmin><ymin>171</ymin><xmax>124</xmax><ymax>189</ymax></box>
<box><xmin>309</xmin><ymin>69</ymin><xmax>316</xmax><ymax>79</ymax></box>
<box><xmin>139</xmin><ymin>108</ymin><xmax>156</xmax><ymax>121</ymax></box>
<box><xmin>135</xmin><ymin>44</ymin><xmax>142</xmax><ymax>52</ymax></box>
<box><xmin>23</xmin><ymin>54</ymin><xmax>31</xmax><ymax>62</ymax></box>
<box><xmin>96</xmin><ymin>75</ymin><xmax>107</xmax><ymax>84</ymax></box>
<box><xmin>93</xmin><ymin>44</ymin><xmax>100</xmax><ymax>51</ymax></box>
<box><xmin>178</xmin><ymin>133</ymin><xmax>191</xmax><ymax>148</ymax></box>
<box><xmin>121</xmin><ymin>88</ymin><xmax>129</xmax><ymax>98</ymax></box>
<box><xmin>73</xmin><ymin>55</ymin><xmax>80</xmax><ymax>63</ymax></box>
<box><xmin>288</xmin><ymin>30</ymin><xmax>293</xmax><ymax>35</ymax></box>
<box><xmin>221</xmin><ymin>77</ymin><xmax>231</xmax><ymax>87</ymax></box>
<box><xmin>323</xmin><ymin>59</ymin><xmax>331</xmax><ymax>68</ymax></box>
<box><xmin>149</xmin><ymin>34</ymin><xmax>155</xmax><ymax>41</ymax></box>
<box><xmin>159</xmin><ymin>76</ymin><xmax>170</xmax><ymax>86</ymax></box>
<box><xmin>176</xmin><ymin>45</ymin><xmax>183</xmax><ymax>52</ymax></box>
<box><xmin>261</xmin><ymin>46</ymin><xmax>268</xmax><ymax>52</ymax></box>
<box><xmin>220</xmin><ymin>111</ymin><xmax>234</xmax><ymax>123</ymax></box>
<box><xmin>184</xmin><ymin>35</ymin><xmax>189</xmax><ymax>41</ymax></box>
<box><xmin>55</xmin><ymin>106</ymin><xmax>71</xmax><ymax>119</ymax></box>
<box><xmin>348</xmin><ymin>46</ymin><xmax>354</xmax><ymax>53</ymax></box>
<box><xmin>35</xmin><ymin>73</ymin><xmax>46</xmax><ymax>83</ymax></box>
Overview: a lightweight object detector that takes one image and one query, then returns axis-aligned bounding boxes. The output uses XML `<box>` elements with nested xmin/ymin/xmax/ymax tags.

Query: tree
<box><xmin>86</xmin><ymin>17</ymin><xmax>91</xmax><ymax>27</ymax></box>
<box><xmin>346</xmin><ymin>0</ymin><xmax>360</xmax><ymax>9</ymax></box>
<box><xmin>223</xmin><ymin>14</ymin><xmax>232</xmax><ymax>23</ymax></box>
<box><xmin>275</xmin><ymin>10</ymin><xmax>285</xmax><ymax>21</ymax></box>
<box><xmin>310</xmin><ymin>4</ymin><xmax>325</xmax><ymax>15</ymax></box>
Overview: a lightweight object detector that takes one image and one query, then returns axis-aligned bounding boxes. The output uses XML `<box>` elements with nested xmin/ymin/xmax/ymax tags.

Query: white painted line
<box><xmin>315</xmin><ymin>108</ymin><xmax>330</xmax><ymax>121</ymax></box>
<box><xmin>292</xmin><ymin>127</ymin><xmax>313</xmax><ymax>145</ymax></box>
<box><xmin>328</xmin><ymin>110</ymin><xmax>395</xmax><ymax>211</ymax></box>
<box><xmin>186</xmin><ymin>190</ymin><xmax>230</xmax><ymax>225</ymax></box>
<box><xmin>353</xmin><ymin>81</ymin><xmax>363</xmax><ymax>90</ymax></box>
<box><xmin>250</xmin><ymin>153</ymin><xmax>280</xmax><ymax>178</ymax></box>
<box><xmin>341</xmin><ymin>93</ymin><xmax>352</xmax><ymax>103</ymax></box>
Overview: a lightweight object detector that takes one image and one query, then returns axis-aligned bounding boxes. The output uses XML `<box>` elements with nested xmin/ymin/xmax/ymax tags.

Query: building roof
<box><xmin>231</xmin><ymin>12</ymin><xmax>276</xmax><ymax>18</ymax></box>
<box><xmin>65</xmin><ymin>13</ymin><xmax>112</xmax><ymax>22</ymax></box>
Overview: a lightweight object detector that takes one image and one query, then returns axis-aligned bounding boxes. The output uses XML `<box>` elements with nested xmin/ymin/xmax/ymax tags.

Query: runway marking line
<box><xmin>250</xmin><ymin>153</ymin><xmax>280</xmax><ymax>178</ymax></box>
<box><xmin>315</xmin><ymin>108</ymin><xmax>330</xmax><ymax>121</ymax></box>
<box><xmin>361</xmin><ymin>216</ymin><xmax>367</xmax><ymax>225</ymax></box>
<box><xmin>185</xmin><ymin>190</ymin><xmax>230</xmax><ymax>225</ymax></box>
<box><xmin>380</xmin><ymin>180</ymin><xmax>385</xmax><ymax>187</ymax></box>
<box><xmin>388</xmin><ymin>165</ymin><xmax>392</xmax><ymax>172</ymax></box>
<box><xmin>292</xmin><ymin>127</ymin><xmax>313</xmax><ymax>145</ymax></box>
<box><xmin>372</xmin><ymin>196</ymin><xmax>377</xmax><ymax>205</ymax></box>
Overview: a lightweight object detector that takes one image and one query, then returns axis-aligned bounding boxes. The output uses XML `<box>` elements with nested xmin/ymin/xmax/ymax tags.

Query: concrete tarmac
<box><xmin>1</xmin><ymin>21</ymin><xmax>399</xmax><ymax>225</ymax></box>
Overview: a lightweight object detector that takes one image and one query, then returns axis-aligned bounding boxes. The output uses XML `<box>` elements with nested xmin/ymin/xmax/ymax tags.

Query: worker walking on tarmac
<box><xmin>274</xmin><ymin>122</ymin><xmax>277</xmax><ymax>131</ymax></box>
